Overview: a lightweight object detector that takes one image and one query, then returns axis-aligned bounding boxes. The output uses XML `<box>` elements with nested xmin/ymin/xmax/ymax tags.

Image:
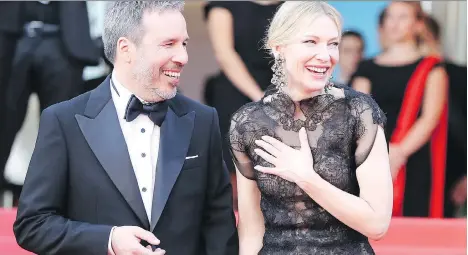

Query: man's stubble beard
<box><xmin>131</xmin><ymin>60</ymin><xmax>177</xmax><ymax>102</ymax></box>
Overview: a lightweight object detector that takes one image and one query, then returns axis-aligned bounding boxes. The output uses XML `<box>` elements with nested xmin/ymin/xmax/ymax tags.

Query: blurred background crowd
<box><xmin>0</xmin><ymin>1</ymin><xmax>465</xmax><ymax>220</ymax></box>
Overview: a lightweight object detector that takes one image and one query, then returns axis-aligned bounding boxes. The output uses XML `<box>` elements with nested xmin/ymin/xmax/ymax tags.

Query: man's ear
<box><xmin>117</xmin><ymin>37</ymin><xmax>133</xmax><ymax>63</ymax></box>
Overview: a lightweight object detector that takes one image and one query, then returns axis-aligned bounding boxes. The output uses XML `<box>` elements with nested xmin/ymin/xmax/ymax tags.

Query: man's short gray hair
<box><xmin>103</xmin><ymin>1</ymin><xmax>185</xmax><ymax>63</ymax></box>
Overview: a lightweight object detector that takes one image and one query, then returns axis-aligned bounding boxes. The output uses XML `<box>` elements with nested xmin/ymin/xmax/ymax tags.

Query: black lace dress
<box><xmin>229</xmin><ymin>84</ymin><xmax>386</xmax><ymax>254</ymax></box>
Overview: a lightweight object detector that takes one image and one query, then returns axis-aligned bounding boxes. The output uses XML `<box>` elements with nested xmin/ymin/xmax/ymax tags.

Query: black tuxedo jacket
<box><xmin>13</xmin><ymin>76</ymin><xmax>239</xmax><ymax>255</ymax></box>
<box><xmin>0</xmin><ymin>1</ymin><xmax>100</xmax><ymax>66</ymax></box>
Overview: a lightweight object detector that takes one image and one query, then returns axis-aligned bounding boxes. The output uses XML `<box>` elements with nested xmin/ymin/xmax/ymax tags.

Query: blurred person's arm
<box><xmin>352</xmin><ymin>77</ymin><xmax>371</xmax><ymax>94</ymax></box>
<box><xmin>389</xmin><ymin>66</ymin><xmax>448</xmax><ymax>176</ymax></box>
<box><xmin>206</xmin><ymin>6</ymin><xmax>264</xmax><ymax>102</ymax></box>
<box><xmin>351</xmin><ymin>61</ymin><xmax>371</xmax><ymax>94</ymax></box>
<box><xmin>451</xmin><ymin>175</ymin><xmax>467</xmax><ymax>206</ymax></box>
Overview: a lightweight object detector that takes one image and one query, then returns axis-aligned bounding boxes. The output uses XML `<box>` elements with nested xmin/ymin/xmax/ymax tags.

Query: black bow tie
<box><xmin>124</xmin><ymin>95</ymin><xmax>169</xmax><ymax>126</ymax></box>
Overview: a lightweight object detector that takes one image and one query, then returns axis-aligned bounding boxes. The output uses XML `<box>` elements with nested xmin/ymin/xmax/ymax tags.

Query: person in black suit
<box><xmin>0</xmin><ymin>2</ymin><xmax>19</xmax><ymax>203</ymax></box>
<box><xmin>0</xmin><ymin>1</ymin><xmax>101</xmax><ymax>204</ymax></box>
<box><xmin>13</xmin><ymin>1</ymin><xmax>238</xmax><ymax>255</ymax></box>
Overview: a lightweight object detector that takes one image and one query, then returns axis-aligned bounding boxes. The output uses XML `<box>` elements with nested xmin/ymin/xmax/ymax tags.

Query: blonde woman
<box><xmin>229</xmin><ymin>2</ymin><xmax>392</xmax><ymax>254</ymax></box>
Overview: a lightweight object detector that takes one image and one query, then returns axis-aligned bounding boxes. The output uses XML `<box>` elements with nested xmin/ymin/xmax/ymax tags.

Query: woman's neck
<box><xmin>282</xmin><ymin>84</ymin><xmax>324</xmax><ymax>102</ymax></box>
<box><xmin>280</xmin><ymin>84</ymin><xmax>324</xmax><ymax>121</ymax></box>
<box><xmin>420</xmin><ymin>42</ymin><xmax>443</xmax><ymax>58</ymax></box>
<box><xmin>251</xmin><ymin>1</ymin><xmax>281</xmax><ymax>6</ymax></box>
<box><xmin>387</xmin><ymin>41</ymin><xmax>420</xmax><ymax>58</ymax></box>
<box><xmin>377</xmin><ymin>40</ymin><xmax>421</xmax><ymax>65</ymax></box>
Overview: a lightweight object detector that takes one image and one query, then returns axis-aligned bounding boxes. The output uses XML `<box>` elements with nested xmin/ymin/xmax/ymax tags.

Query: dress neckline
<box><xmin>260</xmin><ymin>84</ymin><xmax>346</xmax><ymax>131</ymax></box>
<box><xmin>371</xmin><ymin>56</ymin><xmax>423</xmax><ymax>68</ymax></box>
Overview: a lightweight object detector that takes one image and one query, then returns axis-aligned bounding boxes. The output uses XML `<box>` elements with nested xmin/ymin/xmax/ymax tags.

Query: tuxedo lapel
<box><xmin>75</xmin><ymin>79</ymin><xmax>150</xmax><ymax>229</ymax></box>
<box><xmin>150</xmin><ymin>103</ymin><xmax>195</xmax><ymax>231</ymax></box>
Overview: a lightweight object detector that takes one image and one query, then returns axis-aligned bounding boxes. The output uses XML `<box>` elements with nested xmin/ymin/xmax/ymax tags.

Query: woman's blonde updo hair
<box><xmin>265</xmin><ymin>1</ymin><xmax>343</xmax><ymax>57</ymax></box>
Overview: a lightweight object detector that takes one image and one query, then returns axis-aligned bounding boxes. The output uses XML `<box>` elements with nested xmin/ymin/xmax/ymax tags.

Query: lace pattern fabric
<box><xmin>229</xmin><ymin>84</ymin><xmax>386</xmax><ymax>254</ymax></box>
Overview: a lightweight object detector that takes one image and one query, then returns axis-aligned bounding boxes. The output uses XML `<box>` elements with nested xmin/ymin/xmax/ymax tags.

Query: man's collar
<box><xmin>110</xmin><ymin>71</ymin><xmax>190</xmax><ymax>118</ymax></box>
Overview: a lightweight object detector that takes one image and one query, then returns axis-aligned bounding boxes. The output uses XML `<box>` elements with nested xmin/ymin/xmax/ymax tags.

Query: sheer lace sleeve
<box><xmin>228</xmin><ymin>104</ymin><xmax>257</xmax><ymax>180</ymax></box>
<box><xmin>351</xmin><ymin>93</ymin><xmax>387</xmax><ymax>167</ymax></box>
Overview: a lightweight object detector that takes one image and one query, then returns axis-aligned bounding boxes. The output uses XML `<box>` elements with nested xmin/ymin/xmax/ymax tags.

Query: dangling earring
<box><xmin>325</xmin><ymin>75</ymin><xmax>333</xmax><ymax>93</ymax></box>
<box><xmin>271</xmin><ymin>55</ymin><xmax>286</xmax><ymax>89</ymax></box>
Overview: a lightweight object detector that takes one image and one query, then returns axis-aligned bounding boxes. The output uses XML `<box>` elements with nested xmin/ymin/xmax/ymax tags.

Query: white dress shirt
<box><xmin>108</xmin><ymin>72</ymin><xmax>161</xmax><ymax>253</ymax></box>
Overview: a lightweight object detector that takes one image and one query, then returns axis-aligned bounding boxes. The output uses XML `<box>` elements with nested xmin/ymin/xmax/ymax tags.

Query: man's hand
<box><xmin>145</xmin><ymin>245</ymin><xmax>166</xmax><ymax>255</ymax></box>
<box><xmin>111</xmin><ymin>226</ymin><xmax>165</xmax><ymax>255</ymax></box>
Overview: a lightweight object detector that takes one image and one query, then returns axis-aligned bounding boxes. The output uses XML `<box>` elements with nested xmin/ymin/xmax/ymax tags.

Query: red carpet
<box><xmin>370</xmin><ymin>217</ymin><xmax>466</xmax><ymax>255</ymax></box>
<box><xmin>0</xmin><ymin>209</ymin><xmax>33</xmax><ymax>255</ymax></box>
<box><xmin>1</xmin><ymin>209</ymin><xmax>466</xmax><ymax>254</ymax></box>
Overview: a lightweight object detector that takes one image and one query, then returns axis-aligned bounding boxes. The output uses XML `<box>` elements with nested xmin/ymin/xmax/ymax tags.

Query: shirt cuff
<box><xmin>108</xmin><ymin>226</ymin><xmax>117</xmax><ymax>255</ymax></box>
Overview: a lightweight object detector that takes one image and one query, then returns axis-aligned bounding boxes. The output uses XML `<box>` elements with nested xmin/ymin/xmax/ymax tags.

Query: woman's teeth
<box><xmin>307</xmin><ymin>67</ymin><xmax>328</xmax><ymax>74</ymax></box>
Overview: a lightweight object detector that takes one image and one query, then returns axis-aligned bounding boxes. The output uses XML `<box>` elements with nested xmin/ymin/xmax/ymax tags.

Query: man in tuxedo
<box><xmin>13</xmin><ymin>1</ymin><xmax>239</xmax><ymax>255</ymax></box>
